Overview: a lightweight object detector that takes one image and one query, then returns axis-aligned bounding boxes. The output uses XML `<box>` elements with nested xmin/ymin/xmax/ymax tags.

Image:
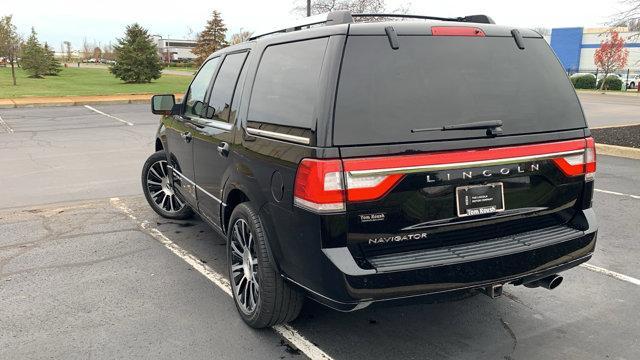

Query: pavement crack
<box><xmin>0</xmin><ymin>247</ymin><xmax>150</xmax><ymax>278</ymax></box>
<box><xmin>500</xmin><ymin>317</ymin><xmax>518</xmax><ymax>360</ymax></box>
<box><xmin>502</xmin><ymin>290</ymin><xmax>535</xmax><ymax>311</ymax></box>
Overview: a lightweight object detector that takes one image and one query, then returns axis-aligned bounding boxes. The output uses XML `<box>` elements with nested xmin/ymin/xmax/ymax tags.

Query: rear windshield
<box><xmin>333</xmin><ymin>36</ymin><xmax>586</xmax><ymax>146</ymax></box>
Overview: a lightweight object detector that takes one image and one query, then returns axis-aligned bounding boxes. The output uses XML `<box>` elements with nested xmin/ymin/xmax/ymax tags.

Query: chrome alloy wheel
<box><xmin>230</xmin><ymin>219</ymin><xmax>260</xmax><ymax>314</ymax></box>
<box><xmin>145</xmin><ymin>160</ymin><xmax>185</xmax><ymax>213</ymax></box>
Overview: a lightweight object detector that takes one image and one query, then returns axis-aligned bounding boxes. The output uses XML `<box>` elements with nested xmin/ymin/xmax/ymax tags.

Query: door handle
<box><xmin>217</xmin><ymin>142</ymin><xmax>230</xmax><ymax>157</ymax></box>
<box><xmin>181</xmin><ymin>131</ymin><xmax>192</xmax><ymax>143</ymax></box>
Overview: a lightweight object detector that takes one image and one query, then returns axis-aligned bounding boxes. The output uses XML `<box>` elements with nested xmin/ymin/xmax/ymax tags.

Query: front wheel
<box><xmin>228</xmin><ymin>203</ymin><xmax>304</xmax><ymax>328</ymax></box>
<box><xmin>141</xmin><ymin>151</ymin><xmax>193</xmax><ymax>219</ymax></box>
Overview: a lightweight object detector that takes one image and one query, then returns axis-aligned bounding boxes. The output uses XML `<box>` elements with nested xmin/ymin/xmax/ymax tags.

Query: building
<box><xmin>153</xmin><ymin>36</ymin><xmax>197</xmax><ymax>62</ymax></box>
<box><xmin>548</xmin><ymin>27</ymin><xmax>640</xmax><ymax>72</ymax></box>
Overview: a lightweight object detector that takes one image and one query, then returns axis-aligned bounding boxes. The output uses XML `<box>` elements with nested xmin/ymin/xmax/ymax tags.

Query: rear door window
<box><xmin>248</xmin><ymin>38</ymin><xmax>329</xmax><ymax>130</ymax></box>
<box><xmin>333</xmin><ymin>36</ymin><xmax>587</xmax><ymax>145</ymax></box>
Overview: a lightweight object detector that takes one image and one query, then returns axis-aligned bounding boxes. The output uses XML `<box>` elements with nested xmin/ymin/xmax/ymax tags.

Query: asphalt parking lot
<box><xmin>1</xmin><ymin>95</ymin><xmax>639</xmax><ymax>359</ymax></box>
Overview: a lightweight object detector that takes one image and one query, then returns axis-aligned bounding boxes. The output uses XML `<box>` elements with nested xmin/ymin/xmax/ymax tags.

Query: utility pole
<box><xmin>307</xmin><ymin>0</ymin><xmax>311</xmax><ymax>17</ymax></box>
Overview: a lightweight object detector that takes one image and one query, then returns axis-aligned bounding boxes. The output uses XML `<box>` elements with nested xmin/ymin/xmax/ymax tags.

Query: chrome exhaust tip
<box><xmin>524</xmin><ymin>274</ymin><xmax>563</xmax><ymax>290</ymax></box>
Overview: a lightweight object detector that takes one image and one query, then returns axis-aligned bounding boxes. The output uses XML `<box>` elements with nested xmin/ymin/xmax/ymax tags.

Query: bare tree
<box><xmin>230</xmin><ymin>29</ymin><xmax>254</xmax><ymax>45</ymax></box>
<box><xmin>63</xmin><ymin>41</ymin><xmax>72</xmax><ymax>62</ymax></box>
<box><xmin>82</xmin><ymin>37</ymin><xmax>92</xmax><ymax>61</ymax></box>
<box><xmin>609</xmin><ymin>0</ymin><xmax>640</xmax><ymax>34</ymax></box>
<box><xmin>102</xmin><ymin>42</ymin><xmax>115</xmax><ymax>61</ymax></box>
<box><xmin>533</xmin><ymin>27</ymin><xmax>551</xmax><ymax>36</ymax></box>
<box><xmin>0</xmin><ymin>15</ymin><xmax>21</xmax><ymax>85</ymax></box>
<box><xmin>293</xmin><ymin>0</ymin><xmax>410</xmax><ymax>18</ymax></box>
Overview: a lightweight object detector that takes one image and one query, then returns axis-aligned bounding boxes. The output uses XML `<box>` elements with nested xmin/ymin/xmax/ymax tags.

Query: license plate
<box><xmin>456</xmin><ymin>183</ymin><xmax>505</xmax><ymax>217</ymax></box>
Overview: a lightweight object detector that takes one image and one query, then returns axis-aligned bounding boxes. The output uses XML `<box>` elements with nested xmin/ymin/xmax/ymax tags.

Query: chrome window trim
<box><xmin>245</xmin><ymin>127</ymin><xmax>311</xmax><ymax>145</ymax></box>
<box><xmin>168</xmin><ymin>165</ymin><xmax>227</xmax><ymax>206</ymax></box>
<box><xmin>190</xmin><ymin>116</ymin><xmax>234</xmax><ymax>131</ymax></box>
<box><xmin>348</xmin><ymin>149</ymin><xmax>585</xmax><ymax>177</ymax></box>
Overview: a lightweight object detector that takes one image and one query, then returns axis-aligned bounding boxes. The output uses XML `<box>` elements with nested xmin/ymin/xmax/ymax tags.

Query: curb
<box><xmin>596</xmin><ymin>143</ymin><xmax>640</xmax><ymax>160</ymax></box>
<box><xmin>576</xmin><ymin>90</ymin><xmax>640</xmax><ymax>97</ymax></box>
<box><xmin>0</xmin><ymin>94</ymin><xmax>183</xmax><ymax>109</ymax></box>
<box><xmin>591</xmin><ymin>123</ymin><xmax>640</xmax><ymax>130</ymax></box>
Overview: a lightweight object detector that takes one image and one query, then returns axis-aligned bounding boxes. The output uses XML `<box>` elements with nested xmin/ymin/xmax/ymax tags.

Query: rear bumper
<box><xmin>289</xmin><ymin>208</ymin><xmax>597</xmax><ymax>311</ymax></box>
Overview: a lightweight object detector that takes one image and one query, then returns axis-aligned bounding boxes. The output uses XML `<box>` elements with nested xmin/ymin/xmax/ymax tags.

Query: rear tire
<box><xmin>228</xmin><ymin>203</ymin><xmax>304</xmax><ymax>328</ymax></box>
<box><xmin>141</xmin><ymin>151</ymin><xmax>193</xmax><ymax>220</ymax></box>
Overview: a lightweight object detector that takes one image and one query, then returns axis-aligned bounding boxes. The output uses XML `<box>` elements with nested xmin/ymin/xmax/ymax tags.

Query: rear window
<box><xmin>248</xmin><ymin>38</ymin><xmax>328</xmax><ymax>130</ymax></box>
<box><xmin>333</xmin><ymin>36</ymin><xmax>586</xmax><ymax>146</ymax></box>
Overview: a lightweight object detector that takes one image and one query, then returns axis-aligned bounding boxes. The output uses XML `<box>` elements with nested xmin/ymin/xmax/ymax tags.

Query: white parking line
<box><xmin>109</xmin><ymin>197</ymin><xmax>334</xmax><ymax>360</ymax></box>
<box><xmin>594</xmin><ymin>188</ymin><xmax>640</xmax><ymax>200</ymax></box>
<box><xmin>84</xmin><ymin>105</ymin><xmax>134</xmax><ymax>126</ymax></box>
<box><xmin>0</xmin><ymin>114</ymin><xmax>14</xmax><ymax>133</ymax></box>
<box><xmin>580</xmin><ymin>263</ymin><xmax>640</xmax><ymax>286</ymax></box>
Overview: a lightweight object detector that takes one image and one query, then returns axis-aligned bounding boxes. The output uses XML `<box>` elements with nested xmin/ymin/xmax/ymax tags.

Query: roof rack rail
<box><xmin>249</xmin><ymin>11</ymin><xmax>494</xmax><ymax>40</ymax></box>
<box><xmin>250</xmin><ymin>10</ymin><xmax>354</xmax><ymax>40</ymax></box>
<box><xmin>352</xmin><ymin>13</ymin><xmax>494</xmax><ymax>24</ymax></box>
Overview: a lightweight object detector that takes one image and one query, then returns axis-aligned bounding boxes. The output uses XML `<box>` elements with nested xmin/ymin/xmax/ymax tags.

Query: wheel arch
<box><xmin>224</xmin><ymin>188</ymin><xmax>250</xmax><ymax>232</ymax></box>
<box><xmin>223</xmin><ymin>181</ymin><xmax>284</xmax><ymax>278</ymax></box>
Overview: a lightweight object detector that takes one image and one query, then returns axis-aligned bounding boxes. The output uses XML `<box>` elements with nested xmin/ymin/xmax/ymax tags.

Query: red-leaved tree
<box><xmin>594</xmin><ymin>31</ymin><xmax>629</xmax><ymax>90</ymax></box>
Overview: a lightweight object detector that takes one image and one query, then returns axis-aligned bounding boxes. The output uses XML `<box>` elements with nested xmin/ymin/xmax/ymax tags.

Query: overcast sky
<box><xmin>2</xmin><ymin>0</ymin><xmax>628</xmax><ymax>49</ymax></box>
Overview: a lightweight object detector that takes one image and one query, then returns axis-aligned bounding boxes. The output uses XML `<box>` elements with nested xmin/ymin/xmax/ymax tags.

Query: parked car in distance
<box><xmin>142</xmin><ymin>11</ymin><xmax>597</xmax><ymax>328</ymax></box>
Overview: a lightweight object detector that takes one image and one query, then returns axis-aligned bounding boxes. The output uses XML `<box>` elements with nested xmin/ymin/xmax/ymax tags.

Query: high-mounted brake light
<box><xmin>431</xmin><ymin>26</ymin><xmax>486</xmax><ymax>37</ymax></box>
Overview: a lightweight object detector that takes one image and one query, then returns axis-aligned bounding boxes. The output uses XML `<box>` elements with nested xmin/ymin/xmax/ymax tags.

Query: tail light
<box><xmin>293</xmin><ymin>159</ymin><xmax>403</xmax><ymax>213</ymax></box>
<box><xmin>551</xmin><ymin>137</ymin><xmax>596</xmax><ymax>179</ymax></box>
<box><xmin>294</xmin><ymin>138</ymin><xmax>596</xmax><ymax>214</ymax></box>
<box><xmin>293</xmin><ymin>159</ymin><xmax>345</xmax><ymax>213</ymax></box>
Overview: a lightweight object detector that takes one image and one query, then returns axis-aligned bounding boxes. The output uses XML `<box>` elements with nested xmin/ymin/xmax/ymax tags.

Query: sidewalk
<box><xmin>0</xmin><ymin>94</ymin><xmax>184</xmax><ymax>108</ymax></box>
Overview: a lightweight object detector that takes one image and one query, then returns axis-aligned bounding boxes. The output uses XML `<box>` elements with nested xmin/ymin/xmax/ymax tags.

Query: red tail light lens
<box><xmin>551</xmin><ymin>137</ymin><xmax>596</xmax><ymax>178</ymax></box>
<box><xmin>431</xmin><ymin>26</ymin><xmax>486</xmax><ymax>37</ymax></box>
<box><xmin>293</xmin><ymin>159</ymin><xmax>403</xmax><ymax>213</ymax></box>
<box><xmin>294</xmin><ymin>159</ymin><xmax>345</xmax><ymax>213</ymax></box>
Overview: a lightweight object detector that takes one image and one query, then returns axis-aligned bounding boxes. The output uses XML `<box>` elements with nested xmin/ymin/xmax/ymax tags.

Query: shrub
<box><xmin>597</xmin><ymin>75</ymin><xmax>623</xmax><ymax>91</ymax></box>
<box><xmin>570</xmin><ymin>74</ymin><xmax>597</xmax><ymax>89</ymax></box>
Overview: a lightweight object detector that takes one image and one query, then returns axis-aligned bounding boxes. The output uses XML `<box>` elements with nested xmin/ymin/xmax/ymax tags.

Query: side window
<box><xmin>248</xmin><ymin>38</ymin><xmax>328</xmax><ymax>129</ymax></box>
<box><xmin>184</xmin><ymin>57</ymin><xmax>219</xmax><ymax>118</ymax></box>
<box><xmin>206</xmin><ymin>52</ymin><xmax>248</xmax><ymax>123</ymax></box>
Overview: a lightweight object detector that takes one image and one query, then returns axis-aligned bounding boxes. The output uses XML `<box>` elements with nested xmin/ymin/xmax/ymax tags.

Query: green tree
<box><xmin>110</xmin><ymin>23</ymin><xmax>162</xmax><ymax>83</ymax></box>
<box><xmin>0</xmin><ymin>15</ymin><xmax>21</xmax><ymax>85</ymax></box>
<box><xmin>21</xmin><ymin>28</ymin><xmax>48</xmax><ymax>78</ymax></box>
<box><xmin>193</xmin><ymin>10</ymin><xmax>228</xmax><ymax>66</ymax></box>
<box><xmin>43</xmin><ymin>42</ymin><xmax>62</xmax><ymax>75</ymax></box>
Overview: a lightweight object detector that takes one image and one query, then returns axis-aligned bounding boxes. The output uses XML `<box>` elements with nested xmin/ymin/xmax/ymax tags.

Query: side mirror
<box><xmin>151</xmin><ymin>94</ymin><xmax>176</xmax><ymax>115</ymax></box>
<box><xmin>192</xmin><ymin>101</ymin><xmax>206</xmax><ymax>117</ymax></box>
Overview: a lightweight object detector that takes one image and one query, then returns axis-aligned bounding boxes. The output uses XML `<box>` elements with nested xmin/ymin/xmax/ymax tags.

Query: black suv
<box><xmin>142</xmin><ymin>11</ymin><xmax>597</xmax><ymax>328</ymax></box>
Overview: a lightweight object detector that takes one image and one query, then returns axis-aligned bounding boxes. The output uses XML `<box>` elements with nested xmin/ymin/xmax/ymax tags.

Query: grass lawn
<box><xmin>0</xmin><ymin>67</ymin><xmax>191</xmax><ymax>98</ymax></box>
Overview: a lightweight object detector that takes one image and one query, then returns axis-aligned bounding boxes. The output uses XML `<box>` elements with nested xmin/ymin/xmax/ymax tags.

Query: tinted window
<box><xmin>185</xmin><ymin>57</ymin><xmax>219</xmax><ymax>117</ymax></box>
<box><xmin>333</xmin><ymin>36</ymin><xmax>587</xmax><ymax>145</ymax></box>
<box><xmin>248</xmin><ymin>38</ymin><xmax>328</xmax><ymax>129</ymax></box>
<box><xmin>206</xmin><ymin>52</ymin><xmax>248</xmax><ymax>122</ymax></box>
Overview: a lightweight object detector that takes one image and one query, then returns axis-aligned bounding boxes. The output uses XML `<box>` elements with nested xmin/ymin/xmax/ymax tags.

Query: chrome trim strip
<box><xmin>168</xmin><ymin>166</ymin><xmax>226</xmax><ymax>206</ymax></box>
<box><xmin>245</xmin><ymin>127</ymin><xmax>311</xmax><ymax>145</ymax></box>
<box><xmin>348</xmin><ymin>149</ymin><xmax>584</xmax><ymax>177</ymax></box>
<box><xmin>192</xmin><ymin>117</ymin><xmax>233</xmax><ymax>131</ymax></box>
<box><xmin>187</xmin><ymin>116</ymin><xmax>233</xmax><ymax>131</ymax></box>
